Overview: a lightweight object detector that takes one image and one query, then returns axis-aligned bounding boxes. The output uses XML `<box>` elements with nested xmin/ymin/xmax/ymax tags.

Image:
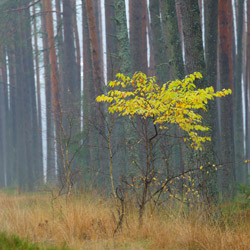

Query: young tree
<box><xmin>97</xmin><ymin>71</ymin><xmax>231</xmax><ymax>222</ymax></box>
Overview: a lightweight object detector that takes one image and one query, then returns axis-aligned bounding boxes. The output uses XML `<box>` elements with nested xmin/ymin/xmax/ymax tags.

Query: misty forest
<box><xmin>0</xmin><ymin>0</ymin><xmax>249</xmax><ymax>249</ymax></box>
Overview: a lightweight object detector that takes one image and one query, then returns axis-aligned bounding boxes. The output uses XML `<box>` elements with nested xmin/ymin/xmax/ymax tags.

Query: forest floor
<box><xmin>0</xmin><ymin>189</ymin><xmax>249</xmax><ymax>250</ymax></box>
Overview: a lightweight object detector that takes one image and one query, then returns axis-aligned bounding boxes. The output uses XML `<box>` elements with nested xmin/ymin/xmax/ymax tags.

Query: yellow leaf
<box><xmin>96</xmin><ymin>71</ymin><xmax>231</xmax><ymax>152</ymax></box>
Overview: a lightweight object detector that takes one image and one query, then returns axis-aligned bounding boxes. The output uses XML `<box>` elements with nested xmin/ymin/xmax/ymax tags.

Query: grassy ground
<box><xmin>0</xmin><ymin>190</ymin><xmax>249</xmax><ymax>249</ymax></box>
<box><xmin>0</xmin><ymin>232</ymin><xmax>68</xmax><ymax>250</ymax></box>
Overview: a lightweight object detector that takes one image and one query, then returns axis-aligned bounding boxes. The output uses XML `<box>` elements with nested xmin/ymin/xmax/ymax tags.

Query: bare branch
<box><xmin>6</xmin><ymin>0</ymin><xmax>41</xmax><ymax>13</ymax></box>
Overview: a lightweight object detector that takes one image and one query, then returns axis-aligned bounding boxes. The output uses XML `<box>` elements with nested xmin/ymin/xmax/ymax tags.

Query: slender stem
<box><xmin>108</xmin><ymin>113</ymin><xmax>116</xmax><ymax>197</ymax></box>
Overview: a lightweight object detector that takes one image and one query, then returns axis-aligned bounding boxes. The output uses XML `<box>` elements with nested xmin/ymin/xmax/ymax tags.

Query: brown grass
<box><xmin>0</xmin><ymin>191</ymin><xmax>249</xmax><ymax>250</ymax></box>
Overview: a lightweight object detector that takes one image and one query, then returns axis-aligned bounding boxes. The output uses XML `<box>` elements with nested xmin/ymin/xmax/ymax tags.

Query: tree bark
<box><xmin>72</xmin><ymin>0</ymin><xmax>81</xmax><ymax>97</ymax></box>
<box><xmin>85</xmin><ymin>0</ymin><xmax>107</xmax><ymax>183</ymax></box>
<box><xmin>149</xmin><ymin>0</ymin><xmax>169</xmax><ymax>82</ymax></box>
<box><xmin>7</xmin><ymin>45</ymin><xmax>18</xmax><ymax>186</ymax></box>
<box><xmin>0</xmin><ymin>53</ymin><xmax>7</xmax><ymax>187</ymax></box>
<box><xmin>233</xmin><ymin>0</ymin><xmax>245</xmax><ymax>183</ymax></box>
<box><xmin>180</xmin><ymin>0</ymin><xmax>206</xmax><ymax>76</ymax></box>
<box><xmin>246</xmin><ymin>0</ymin><xmax>250</xmax><ymax>174</ymax></box>
<box><xmin>218</xmin><ymin>0</ymin><xmax>236</xmax><ymax>195</ymax></box>
<box><xmin>41</xmin><ymin>2</ymin><xmax>56</xmax><ymax>183</ymax></box>
<box><xmin>62</xmin><ymin>0</ymin><xmax>80</xmax><ymax>115</ymax></box>
<box><xmin>180</xmin><ymin>0</ymin><xmax>219</xmax><ymax>201</ymax></box>
<box><xmin>43</xmin><ymin>0</ymin><xmax>62</xmax><ymax>183</ymax></box>
<box><xmin>82</xmin><ymin>0</ymin><xmax>96</xmax><ymax>184</ymax></box>
<box><xmin>160</xmin><ymin>0</ymin><xmax>184</xmax><ymax>80</ymax></box>
<box><xmin>129</xmin><ymin>0</ymin><xmax>148</xmax><ymax>74</ymax></box>
<box><xmin>105</xmin><ymin>0</ymin><xmax>118</xmax><ymax>81</ymax></box>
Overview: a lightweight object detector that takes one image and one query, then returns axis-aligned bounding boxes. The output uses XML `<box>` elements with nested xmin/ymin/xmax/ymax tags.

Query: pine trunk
<box><xmin>149</xmin><ymin>0</ymin><xmax>168</xmax><ymax>82</ymax></box>
<box><xmin>85</xmin><ymin>0</ymin><xmax>107</xmax><ymax>184</ymax></box>
<box><xmin>43</xmin><ymin>0</ymin><xmax>62</xmax><ymax>183</ymax></box>
<box><xmin>246</xmin><ymin>0</ymin><xmax>250</xmax><ymax>175</ymax></box>
<box><xmin>161</xmin><ymin>0</ymin><xmax>184</xmax><ymax>79</ymax></box>
<box><xmin>218</xmin><ymin>0</ymin><xmax>236</xmax><ymax>195</ymax></box>
<box><xmin>41</xmin><ymin>2</ymin><xmax>56</xmax><ymax>183</ymax></box>
<box><xmin>180</xmin><ymin>0</ymin><xmax>218</xmax><ymax>201</ymax></box>
<box><xmin>129</xmin><ymin>0</ymin><xmax>148</xmax><ymax>74</ymax></box>
<box><xmin>234</xmin><ymin>0</ymin><xmax>245</xmax><ymax>183</ymax></box>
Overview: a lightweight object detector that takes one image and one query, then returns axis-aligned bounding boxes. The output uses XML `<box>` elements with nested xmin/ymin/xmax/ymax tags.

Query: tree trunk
<box><xmin>205</xmin><ymin>0</ymin><xmax>221</xmax><ymax>194</ymax></box>
<box><xmin>218</xmin><ymin>0</ymin><xmax>236</xmax><ymax>195</ymax></box>
<box><xmin>180</xmin><ymin>0</ymin><xmax>219</xmax><ymax>201</ymax></box>
<box><xmin>7</xmin><ymin>45</ymin><xmax>18</xmax><ymax>186</ymax></box>
<box><xmin>93</xmin><ymin>0</ymin><xmax>104</xmax><ymax>82</ymax></box>
<box><xmin>114</xmin><ymin>0</ymin><xmax>132</xmax><ymax>75</ymax></box>
<box><xmin>246</xmin><ymin>0</ymin><xmax>250</xmax><ymax>175</ymax></box>
<box><xmin>160</xmin><ymin>0</ymin><xmax>185</xmax><ymax>189</ymax></box>
<box><xmin>43</xmin><ymin>0</ymin><xmax>62</xmax><ymax>183</ymax></box>
<box><xmin>41</xmin><ymin>2</ymin><xmax>56</xmax><ymax>183</ymax></box>
<box><xmin>82</xmin><ymin>0</ymin><xmax>96</xmax><ymax>185</ymax></box>
<box><xmin>233</xmin><ymin>0</ymin><xmax>245</xmax><ymax>184</ymax></box>
<box><xmin>85</xmin><ymin>0</ymin><xmax>107</xmax><ymax>184</ymax></box>
<box><xmin>160</xmin><ymin>0</ymin><xmax>184</xmax><ymax>79</ymax></box>
<box><xmin>129</xmin><ymin>0</ymin><xmax>148</xmax><ymax>74</ymax></box>
<box><xmin>149</xmin><ymin>0</ymin><xmax>168</xmax><ymax>82</ymax></box>
<box><xmin>180</xmin><ymin>0</ymin><xmax>206</xmax><ymax>75</ymax></box>
<box><xmin>55</xmin><ymin>0</ymin><xmax>65</xmax><ymax>106</ymax></box>
<box><xmin>62</xmin><ymin>0</ymin><xmax>80</xmax><ymax>116</ymax></box>
<box><xmin>72</xmin><ymin>0</ymin><xmax>81</xmax><ymax>98</ymax></box>
<box><xmin>0</xmin><ymin>54</ymin><xmax>7</xmax><ymax>187</ymax></box>
<box><xmin>105</xmin><ymin>0</ymin><xmax>118</xmax><ymax>81</ymax></box>
<box><xmin>15</xmin><ymin>19</ymin><xmax>28</xmax><ymax>191</ymax></box>
<box><xmin>0</xmin><ymin>45</ymin><xmax>9</xmax><ymax>186</ymax></box>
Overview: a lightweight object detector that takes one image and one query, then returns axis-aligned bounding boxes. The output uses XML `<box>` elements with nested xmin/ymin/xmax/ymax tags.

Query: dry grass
<box><xmin>0</xmin><ymin>191</ymin><xmax>249</xmax><ymax>250</ymax></box>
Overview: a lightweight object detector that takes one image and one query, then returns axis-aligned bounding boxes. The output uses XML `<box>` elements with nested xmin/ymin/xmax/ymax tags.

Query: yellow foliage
<box><xmin>97</xmin><ymin>72</ymin><xmax>231</xmax><ymax>150</ymax></box>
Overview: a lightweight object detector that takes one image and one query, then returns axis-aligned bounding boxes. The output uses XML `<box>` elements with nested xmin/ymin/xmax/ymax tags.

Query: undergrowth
<box><xmin>0</xmin><ymin>189</ymin><xmax>249</xmax><ymax>250</ymax></box>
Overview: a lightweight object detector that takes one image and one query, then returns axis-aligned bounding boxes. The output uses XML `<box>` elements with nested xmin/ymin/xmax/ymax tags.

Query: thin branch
<box><xmin>152</xmin><ymin>162</ymin><xmax>232</xmax><ymax>202</ymax></box>
<box><xmin>6</xmin><ymin>0</ymin><xmax>41</xmax><ymax>13</ymax></box>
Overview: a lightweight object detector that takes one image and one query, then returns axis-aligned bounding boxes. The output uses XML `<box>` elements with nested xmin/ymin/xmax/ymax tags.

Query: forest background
<box><xmin>0</xmin><ymin>0</ymin><xmax>249</xmax><ymax>202</ymax></box>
